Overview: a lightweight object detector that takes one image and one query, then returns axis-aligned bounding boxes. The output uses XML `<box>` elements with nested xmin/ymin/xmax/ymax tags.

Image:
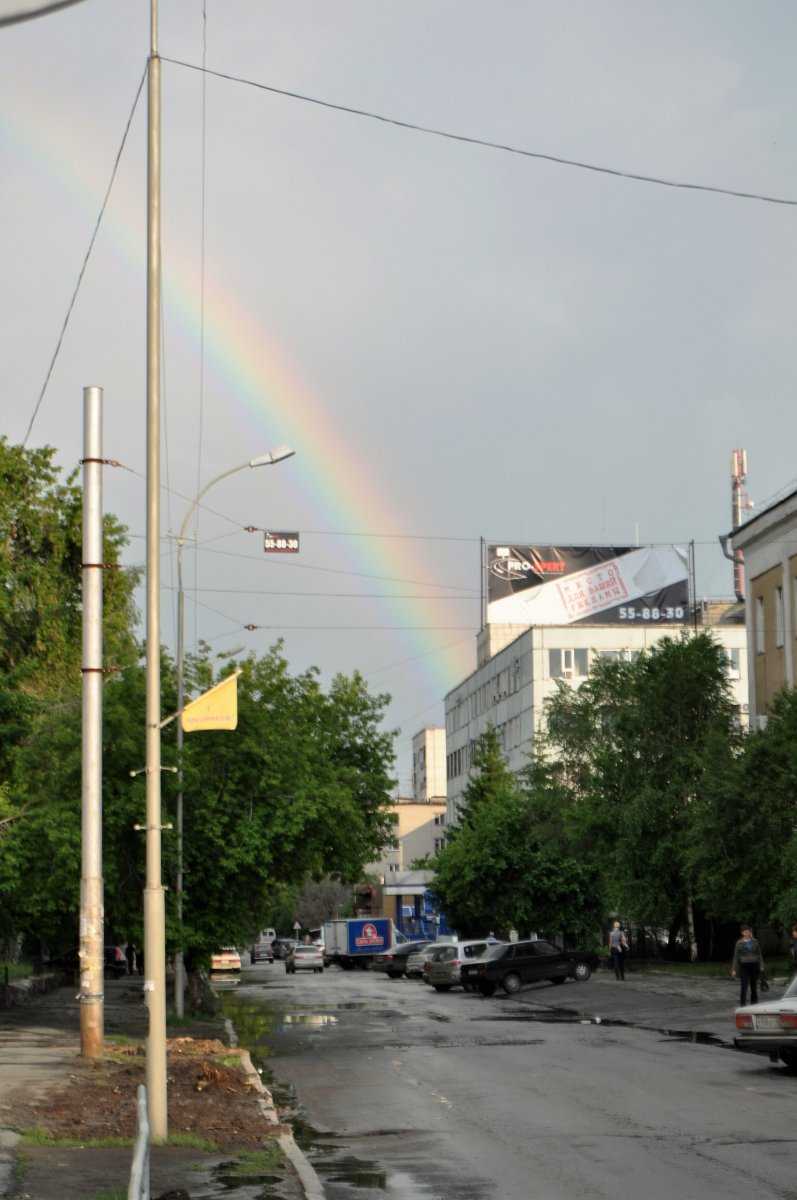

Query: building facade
<box><xmin>411</xmin><ymin>726</ymin><xmax>446</xmax><ymax>801</ymax></box>
<box><xmin>444</xmin><ymin>614</ymin><xmax>748</xmax><ymax>825</ymax></box>
<box><xmin>732</xmin><ymin>488</ymin><xmax>797</xmax><ymax>724</ymax></box>
<box><xmin>364</xmin><ymin>797</ymin><xmax>447</xmax><ymax>882</ymax></box>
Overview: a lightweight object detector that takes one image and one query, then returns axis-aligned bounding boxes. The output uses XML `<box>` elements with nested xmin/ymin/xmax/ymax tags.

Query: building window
<box><xmin>755</xmin><ymin>595</ymin><xmax>765</xmax><ymax>654</ymax></box>
<box><xmin>725</xmin><ymin>647</ymin><xmax>741</xmax><ymax>678</ymax></box>
<box><xmin>776</xmin><ymin>586</ymin><xmax>785</xmax><ymax>648</ymax></box>
<box><xmin>434</xmin><ymin>837</ymin><xmax>445</xmax><ymax>852</ymax></box>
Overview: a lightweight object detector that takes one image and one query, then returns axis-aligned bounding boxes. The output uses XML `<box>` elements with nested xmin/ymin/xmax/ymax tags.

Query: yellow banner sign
<box><xmin>181</xmin><ymin>672</ymin><xmax>239</xmax><ymax>733</ymax></box>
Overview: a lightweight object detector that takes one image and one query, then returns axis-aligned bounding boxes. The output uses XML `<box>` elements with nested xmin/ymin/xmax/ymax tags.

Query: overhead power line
<box><xmin>22</xmin><ymin>63</ymin><xmax>148</xmax><ymax>446</ymax></box>
<box><xmin>162</xmin><ymin>56</ymin><xmax>797</xmax><ymax>209</ymax></box>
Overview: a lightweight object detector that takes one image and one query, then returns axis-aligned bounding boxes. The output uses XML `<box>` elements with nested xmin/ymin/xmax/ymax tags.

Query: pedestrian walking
<box><xmin>789</xmin><ymin>924</ymin><xmax>797</xmax><ymax>977</ymax></box>
<box><xmin>125</xmin><ymin>941</ymin><xmax>135</xmax><ymax>976</ymax></box>
<box><xmin>731</xmin><ymin>924</ymin><xmax>765</xmax><ymax>1005</ymax></box>
<box><xmin>608</xmin><ymin>920</ymin><xmax>629</xmax><ymax>980</ymax></box>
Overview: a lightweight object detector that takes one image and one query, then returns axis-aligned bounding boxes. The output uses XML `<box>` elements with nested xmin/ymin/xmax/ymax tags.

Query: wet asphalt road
<box><xmin>221</xmin><ymin>964</ymin><xmax>797</xmax><ymax>1200</ymax></box>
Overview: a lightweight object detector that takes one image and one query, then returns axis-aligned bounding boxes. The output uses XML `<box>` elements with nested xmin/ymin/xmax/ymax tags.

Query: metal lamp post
<box><xmin>173</xmin><ymin>447</ymin><xmax>295</xmax><ymax>1017</ymax></box>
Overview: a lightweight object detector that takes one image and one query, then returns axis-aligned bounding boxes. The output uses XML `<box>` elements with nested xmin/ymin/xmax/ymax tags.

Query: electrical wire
<box><xmin>22</xmin><ymin>63</ymin><xmax>148</xmax><ymax>447</ymax></box>
<box><xmin>161</xmin><ymin>57</ymin><xmax>797</xmax><ymax>210</ymax></box>
<box><xmin>171</xmin><ymin>586</ymin><xmax>479</xmax><ymax>599</ymax></box>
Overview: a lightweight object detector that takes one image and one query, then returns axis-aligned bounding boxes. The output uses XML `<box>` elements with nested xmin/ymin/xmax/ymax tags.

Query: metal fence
<box><xmin>127</xmin><ymin>1084</ymin><xmax>150</xmax><ymax>1200</ymax></box>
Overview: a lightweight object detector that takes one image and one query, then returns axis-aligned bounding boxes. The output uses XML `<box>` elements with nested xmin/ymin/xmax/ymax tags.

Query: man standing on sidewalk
<box><xmin>731</xmin><ymin>925</ymin><xmax>764</xmax><ymax>1005</ymax></box>
<box><xmin>608</xmin><ymin>921</ymin><xmax>629</xmax><ymax>980</ymax></box>
<box><xmin>789</xmin><ymin>924</ymin><xmax>797</xmax><ymax>977</ymax></box>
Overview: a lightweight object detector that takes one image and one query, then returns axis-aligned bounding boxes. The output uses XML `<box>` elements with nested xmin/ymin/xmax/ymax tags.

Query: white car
<box><xmin>286</xmin><ymin>944</ymin><xmax>324</xmax><ymax>975</ymax></box>
<box><xmin>210</xmin><ymin>946</ymin><xmax>241</xmax><ymax>973</ymax></box>
<box><xmin>734</xmin><ymin>974</ymin><xmax>797</xmax><ymax>1068</ymax></box>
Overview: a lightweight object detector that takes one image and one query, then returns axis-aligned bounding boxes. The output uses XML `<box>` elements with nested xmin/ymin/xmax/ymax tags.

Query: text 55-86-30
<box><xmin>618</xmin><ymin>606</ymin><xmax>685</xmax><ymax>621</ymax></box>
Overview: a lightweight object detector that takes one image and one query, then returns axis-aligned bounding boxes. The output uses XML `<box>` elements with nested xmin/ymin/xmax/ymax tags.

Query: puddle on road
<box><xmin>476</xmin><ymin>1007</ymin><xmax>732</xmax><ymax>1048</ymax></box>
<box><xmin>281</xmin><ymin>1013</ymin><xmax>338</xmax><ymax>1027</ymax></box>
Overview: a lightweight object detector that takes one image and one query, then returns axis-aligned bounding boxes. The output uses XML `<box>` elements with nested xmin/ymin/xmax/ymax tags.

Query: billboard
<box><xmin>486</xmin><ymin>544</ymin><xmax>689</xmax><ymax>627</ymax></box>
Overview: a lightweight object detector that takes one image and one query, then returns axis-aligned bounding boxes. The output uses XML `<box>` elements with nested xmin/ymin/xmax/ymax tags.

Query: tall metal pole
<box><xmin>145</xmin><ymin>0</ymin><xmax>168</xmax><ymax>1141</ymax></box>
<box><xmin>80</xmin><ymin>385</ymin><xmax>104</xmax><ymax>1059</ymax></box>
<box><xmin>174</xmin><ymin>546</ymin><xmax>185</xmax><ymax>1017</ymax></box>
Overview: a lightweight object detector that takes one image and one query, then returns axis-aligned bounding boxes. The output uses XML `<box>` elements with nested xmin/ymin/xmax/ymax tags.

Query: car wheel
<box><xmin>502</xmin><ymin>972</ymin><xmax>522</xmax><ymax>995</ymax></box>
<box><xmin>551</xmin><ymin>976</ymin><xmax>566</xmax><ymax>985</ymax></box>
<box><xmin>387</xmin><ymin>971</ymin><xmax>401</xmax><ymax>979</ymax></box>
<box><xmin>572</xmin><ymin>962</ymin><xmax>592</xmax><ymax>982</ymax></box>
<box><xmin>463</xmin><ymin>981</ymin><xmax>473</xmax><ymax>992</ymax></box>
<box><xmin>478</xmin><ymin>981</ymin><xmax>496</xmax><ymax>997</ymax></box>
<box><xmin>433</xmin><ymin>984</ymin><xmax>451</xmax><ymax>992</ymax></box>
<box><xmin>779</xmin><ymin>1049</ymin><xmax>797</xmax><ymax>1069</ymax></box>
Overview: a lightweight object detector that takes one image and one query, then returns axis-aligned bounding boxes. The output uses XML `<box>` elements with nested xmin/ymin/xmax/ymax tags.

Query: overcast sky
<box><xmin>3</xmin><ymin>1</ymin><xmax>796</xmax><ymax>791</ymax></box>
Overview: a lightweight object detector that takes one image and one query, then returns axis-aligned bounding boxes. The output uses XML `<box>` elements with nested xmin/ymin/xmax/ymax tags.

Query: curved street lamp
<box><xmin>174</xmin><ymin>446</ymin><xmax>295</xmax><ymax>1016</ymax></box>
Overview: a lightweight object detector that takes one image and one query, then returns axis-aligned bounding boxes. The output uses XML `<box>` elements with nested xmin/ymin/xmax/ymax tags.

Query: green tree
<box><xmin>431</xmin><ymin>729</ymin><xmax>598</xmax><ymax>939</ymax></box>
<box><xmin>544</xmin><ymin>633</ymin><xmax>739</xmax><ymax>956</ymax></box>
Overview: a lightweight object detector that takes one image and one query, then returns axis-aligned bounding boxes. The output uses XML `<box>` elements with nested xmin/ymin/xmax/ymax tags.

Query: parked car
<box><xmin>286</xmin><ymin>944</ymin><xmax>324</xmax><ymax>975</ymax></box>
<box><xmin>48</xmin><ymin>945</ymin><xmax>128</xmax><ymax>979</ymax></box>
<box><xmin>373</xmin><ymin>940</ymin><xmax>432</xmax><ymax>979</ymax></box>
<box><xmin>426</xmin><ymin>941</ymin><xmax>491</xmax><ymax>991</ymax></box>
<box><xmin>251</xmin><ymin>932</ymin><xmax>275</xmax><ymax>964</ymax></box>
<box><xmin>420</xmin><ymin>944</ymin><xmax>452</xmax><ymax>984</ymax></box>
<box><xmin>272</xmin><ymin>938</ymin><xmax>297</xmax><ymax>960</ymax></box>
<box><xmin>462</xmin><ymin>939</ymin><xmax>599</xmax><ymax>996</ymax></box>
<box><xmin>734</xmin><ymin>974</ymin><xmax>797</xmax><ymax>1069</ymax></box>
<box><xmin>407</xmin><ymin>942</ymin><xmax>448</xmax><ymax>978</ymax></box>
<box><xmin>210</xmin><ymin>947</ymin><xmax>242</xmax><ymax>973</ymax></box>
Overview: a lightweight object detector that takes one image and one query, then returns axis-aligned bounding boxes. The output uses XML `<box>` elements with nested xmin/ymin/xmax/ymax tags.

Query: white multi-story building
<box><xmin>412</xmin><ymin>726</ymin><xmax>446</xmax><ymax>801</ymax></box>
<box><xmin>444</xmin><ymin>611</ymin><xmax>748</xmax><ymax>826</ymax></box>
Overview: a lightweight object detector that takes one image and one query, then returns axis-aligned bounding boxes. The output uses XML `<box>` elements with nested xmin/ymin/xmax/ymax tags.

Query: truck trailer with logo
<box><xmin>323</xmin><ymin>918</ymin><xmax>407</xmax><ymax>969</ymax></box>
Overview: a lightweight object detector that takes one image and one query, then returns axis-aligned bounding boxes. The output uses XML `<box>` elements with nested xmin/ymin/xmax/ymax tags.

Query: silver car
<box><xmin>286</xmin><ymin>944</ymin><xmax>324</xmax><ymax>975</ymax></box>
<box><xmin>407</xmin><ymin>942</ymin><xmax>449</xmax><ymax>978</ymax></box>
<box><xmin>426</xmin><ymin>941</ymin><xmax>491</xmax><ymax>991</ymax></box>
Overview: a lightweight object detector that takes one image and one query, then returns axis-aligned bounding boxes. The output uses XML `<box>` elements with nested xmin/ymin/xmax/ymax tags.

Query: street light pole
<box><xmin>144</xmin><ymin>0</ymin><xmax>168</xmax><ymax>1142</ymax></box>
<box><xmin>79</xmin><ymin>385</ymin><xmax>104</xmax><ymax>1060</ymax></box>
<box><xmin>173</xmin><ymin>448</ymin><xmax>294</xmax><ymax>1018</ymax></box>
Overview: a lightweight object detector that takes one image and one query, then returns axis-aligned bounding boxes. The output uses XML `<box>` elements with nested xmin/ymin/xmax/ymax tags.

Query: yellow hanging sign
<box><xmin>181</xmin><ymin>671</ymin><xmax>240</xmax><ymax>733</ymax></box>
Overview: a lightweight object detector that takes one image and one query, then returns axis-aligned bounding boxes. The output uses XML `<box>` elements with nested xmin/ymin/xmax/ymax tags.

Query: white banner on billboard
<box><xmin>487</xmin><ymin>545</ymin><xmax>689</xmax><ymax>626</ymax></box>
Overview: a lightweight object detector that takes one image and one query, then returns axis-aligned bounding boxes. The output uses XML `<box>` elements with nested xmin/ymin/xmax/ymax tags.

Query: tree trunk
<box><xmin>685</xmin><ymin>894</ymin><xmax>698</xmax><ymax>963</ymax></box>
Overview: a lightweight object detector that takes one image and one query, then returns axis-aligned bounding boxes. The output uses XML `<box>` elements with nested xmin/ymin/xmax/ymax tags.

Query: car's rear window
<box><xmin>462</xmin><ymin>943</ymin><xmax>488</xmax><ymax>958</ymax></box>
<box><xmin>295</xmin><ymin>946</ymin><xmax>316</xmax><ymax>954</ymax></box>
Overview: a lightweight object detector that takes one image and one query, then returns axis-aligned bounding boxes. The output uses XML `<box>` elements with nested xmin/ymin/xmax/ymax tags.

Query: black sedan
<box><xmin>372</xmin><ymin>940</ymin><xmax>432</xmax><ymax>979</ymax></box>
<box><xmin>461</xmin><ymin>939</ymin><xmax>599</xmax><ymax>996</ymax></box>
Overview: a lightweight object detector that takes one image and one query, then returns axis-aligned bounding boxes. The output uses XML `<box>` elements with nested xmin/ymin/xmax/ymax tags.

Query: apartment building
<box><xmin>732</xmin><ymin>487</ymin><xmax>797</xmax><ymax>723</ymax></box>
<box><xmin>364</xmin><ymin>796</ymin><xmax>447</xmax><ymax>882</ymax></box>
<box><xmin>444</xmin><ymin>614</ymin><xmax>747</xmax><ymax>826</ymax></box>
<box><xmin>411</xmin><ymin>726</ymin><xmax>446</xmax><ymax>801</ymax></box>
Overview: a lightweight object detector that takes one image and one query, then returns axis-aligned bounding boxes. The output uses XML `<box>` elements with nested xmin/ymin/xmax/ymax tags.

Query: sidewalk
<box><xmin>0</xmin><ymin>976</ymin><xmax>306</xmax><ymax>1200</ymax></box>
<box><xmin>513</xmin><ymin>964</ymin><xmax>784</xmax><ymax>1040</ymax></box>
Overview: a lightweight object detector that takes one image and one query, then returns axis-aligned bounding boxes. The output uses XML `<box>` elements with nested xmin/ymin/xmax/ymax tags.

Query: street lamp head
<box><xmin>249</xmin><ymin>445</ymin><xmax>295</xmax><ymax>468</ymax></box>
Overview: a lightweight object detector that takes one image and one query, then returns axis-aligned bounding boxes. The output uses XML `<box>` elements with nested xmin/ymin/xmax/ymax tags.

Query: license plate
<box><xmin>754</xmin><ymin>1015</ymin><xmax>780</xmax><ymax>1031</ymax></box>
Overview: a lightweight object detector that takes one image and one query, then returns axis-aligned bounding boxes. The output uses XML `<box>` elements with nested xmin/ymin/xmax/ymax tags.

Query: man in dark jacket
<box><xmin>731</xmin><ymin>925</ymin><xmax>764</xmax><ymax>1005</ymax></box>
<box><xmin>790</xmin><ymin>924</ymin><xmax>797</xmax><ymax>977</ymax></box>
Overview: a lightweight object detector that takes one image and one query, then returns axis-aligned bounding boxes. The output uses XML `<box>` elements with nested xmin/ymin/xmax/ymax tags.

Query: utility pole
<box><xmin>79</xmin><ymin>385</ymin><xmax>104</xmax><ymax>1059</ymax></box>
<box><xmin>145</xmin><ymin>0</ymin><xmax>168</xmax><ymax>1141</ymax></box>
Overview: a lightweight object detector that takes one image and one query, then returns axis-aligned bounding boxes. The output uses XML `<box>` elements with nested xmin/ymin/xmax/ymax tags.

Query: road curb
<box><xmin>0</xmin><ymin>1129</ymin><xmax>21</xmax><ymax>1199</ymax></box>
<box><xmin>230</xmin><ymin>1023</ymin><xmax>325</xmax><ymax>1199</ymax></box>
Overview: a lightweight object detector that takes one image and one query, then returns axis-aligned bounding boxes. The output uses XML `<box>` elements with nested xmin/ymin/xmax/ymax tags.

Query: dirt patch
<box><xmin>10</xmin><ymin>1036</ymin><xmax>287</xmax><ymax>1151</ymax></box>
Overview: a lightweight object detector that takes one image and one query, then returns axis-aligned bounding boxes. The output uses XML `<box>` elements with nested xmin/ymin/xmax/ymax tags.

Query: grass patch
<box><xmin>224</xmin><ymin>1145</ymin><xmax>284</xmax><ymax>1176</ymax></box>
<box><xmin>166</xmin><ymin>1131</ymin><xmax>219</xmax><ymax>1151</ymax></box>
<box><xmin>20</xmin><ymin>1128</ymin><xmax>132</xmax><ymax>1149</ymax></box>
<box><xmin>105</xmin><ymin>1033</ymin><xmax>141</xmax><ymax>1047</ymax></box>
<box><xmin>212</xmin><ymin>1052</ymin><xmax>244</xmax><ymax>1068</ymax></box>
<box><xmin>640</xmin><ymin>956</ymin><xmax>791</xmax><ymax>978</ymax></box>
<box><xmin>92</xmin><ymin>1190</ymin><xmax>127</xmax><ymax>1200</ymax></box>
<box><xmin>20</xmin><ymin>1128</ymin><xmax>220</xmax><ymax>1152</ymax></box>
<box><xmin>1</xmin><ymin>960</ymin><xmax>35</xmax><ymax>981</ymax></box>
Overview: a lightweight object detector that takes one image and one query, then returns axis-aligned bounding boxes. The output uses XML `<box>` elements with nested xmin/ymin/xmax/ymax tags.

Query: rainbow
<box><xmin>4</xmin><ymin>65</ymin><xmax>477</xmax><ymax>713</ymax></box>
